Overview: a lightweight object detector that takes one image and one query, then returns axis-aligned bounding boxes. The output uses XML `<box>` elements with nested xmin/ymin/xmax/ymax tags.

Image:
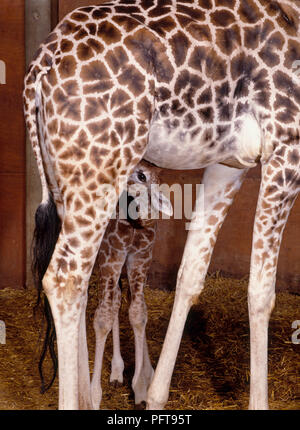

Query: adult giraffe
<box><xmin>23</xmin><ymin>0</ymin><xmax>300</xmax><ymax>410</ymax></box>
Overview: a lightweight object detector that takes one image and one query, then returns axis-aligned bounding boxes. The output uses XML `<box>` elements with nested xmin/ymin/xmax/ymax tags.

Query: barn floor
<box><xmin>0</xmin><ymin>275</ymin><xmax>299</xmax><ymax>410</ymax></box>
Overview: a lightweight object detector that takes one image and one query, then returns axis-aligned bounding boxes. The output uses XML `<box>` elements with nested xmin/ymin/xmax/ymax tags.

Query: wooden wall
<box><xmin>0</xmin><ymin>1</ymin><xmax>26</xmax><ymax>289</ymax></box>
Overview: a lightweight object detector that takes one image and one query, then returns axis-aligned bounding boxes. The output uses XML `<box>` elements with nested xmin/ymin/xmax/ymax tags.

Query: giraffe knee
<box><xmin>44</xmin><ymin>272</ymin><xmax>84</xmax><ymax>306</ymax></box>
<box><xmin>129</xmin><ymin>300</ymin><xmax>148</xmax><ymax>331</ymax></box>
<box><xmin>93</xmin><ymin>306</ymin><xmax>114</xmax><ymax>337</ymax></box>
<box><xmin>248</xmin><ymin>285</ymin><xmax>276</xmax><ymax>318</ymax></box>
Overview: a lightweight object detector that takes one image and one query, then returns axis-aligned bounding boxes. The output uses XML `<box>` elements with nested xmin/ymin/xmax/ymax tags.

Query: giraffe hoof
<box><xmin>110</xmin><ymin>380</ymin><xmax>123</xmax><ymax>388</ymax></box>
<box><xmin>134</xmin><ymin>401</ymin><xmax>146</xmax><ymax>410</ymax></box>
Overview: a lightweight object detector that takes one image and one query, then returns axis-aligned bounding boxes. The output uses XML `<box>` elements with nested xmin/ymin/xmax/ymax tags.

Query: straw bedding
<box><xmin>0</xmin><ymin>275</ymin><xmax>299</xmax><ymax>410</ymax></box>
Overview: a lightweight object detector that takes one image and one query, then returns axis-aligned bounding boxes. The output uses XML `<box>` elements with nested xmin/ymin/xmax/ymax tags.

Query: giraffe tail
<box><xmin>32</xmin><ymin>195</ymin><xmax>61</xmax><ymax>393</ymax></box>
<box><xmin>24</xmin><ymin>54</ymin><xmax>60</xmax><ymax>392</ymax></box>
<box><xmin>23</xmin><ymin>55</ymin><xmax>52</xmax><ymax>205</ymax></box>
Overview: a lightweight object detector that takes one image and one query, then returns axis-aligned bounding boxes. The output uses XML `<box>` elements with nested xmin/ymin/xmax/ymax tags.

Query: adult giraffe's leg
<box><xmin>91</xmin><ymin>257</ymin><xmax>125</xmax><ymax>410</ymax></box>
<box><xmin>126</xmin><ymin>253</ymin><xmax>154</xmax><ymax>407</ymax></box>
<box><xmin>43</xmin><ymin>204</ymin><xmax>116</xmax><ymax>410</ymax></box>
<box><xmin>42</xmin><ymin>158</ymin><xmax>136</xmax><ymax>409</ymax></box>
<box><xmin>147</xmin><ymin>163</ymin><xmax>248</xmax><ymax>410</ymax></box>
<box><xmin>248</xmin><ymin>146</ymin><xmax>299</xmax><ymax>410</ymax></box>
<box><xmin>78</xmin><ymin>293</ymin><xmax>91</xmax><ymax>409</ymax></box>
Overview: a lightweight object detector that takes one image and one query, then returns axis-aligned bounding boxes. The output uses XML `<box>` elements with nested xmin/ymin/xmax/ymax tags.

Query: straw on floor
<box><xmin>0</xmin><ymin>274</ymin><xmax>299</xmax><ymax>410</ymax></box>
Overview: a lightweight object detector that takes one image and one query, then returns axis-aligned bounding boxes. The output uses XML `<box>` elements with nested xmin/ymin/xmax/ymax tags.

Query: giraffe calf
<box><xmin>91</xmin><ymin>160</ymin><xmax>172</xmax><ymax>410</ymax></box>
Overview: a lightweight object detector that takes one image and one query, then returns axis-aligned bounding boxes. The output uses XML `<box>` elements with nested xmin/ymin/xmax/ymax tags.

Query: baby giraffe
<box><xmin>91</xmin><ymin>160</ymin><xmax>172</xmax><ymax>410</ymax></box>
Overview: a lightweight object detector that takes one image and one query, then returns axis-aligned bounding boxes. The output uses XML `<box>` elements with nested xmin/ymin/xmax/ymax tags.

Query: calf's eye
<box><xmin>137</xmin><ymin>172</ymin><xmax>146</xmax><ymax>182</ymax></box>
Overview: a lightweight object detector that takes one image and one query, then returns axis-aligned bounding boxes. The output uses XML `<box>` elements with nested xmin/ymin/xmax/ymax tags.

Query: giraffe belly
<box><xmin>145</xmin><ymin>130</ymin><xmax>218</xmax><ymax>169</ymax></box>
<box><xmin>145</xmin><ymin>112</ymin><xmax>263</xmax><ymax>170</ymax></box>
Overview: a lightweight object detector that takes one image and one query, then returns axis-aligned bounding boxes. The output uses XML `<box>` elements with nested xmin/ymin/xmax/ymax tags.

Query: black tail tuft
<box><xmin>32</xmin><ymin>194</ymin><xmax>61</xmax><ymax>393</ymax></box>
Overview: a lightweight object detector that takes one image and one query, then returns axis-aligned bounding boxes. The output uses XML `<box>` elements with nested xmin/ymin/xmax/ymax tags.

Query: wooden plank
<box><xmin>0</xmin><ymin>2</ymin><xmax>26</xmax><ymax>175</ymax></box>
<box><xmin>51</xmin><ymin>0</ymin><xmax>59</xmax><ymax>29</ymax></box>
<box><xmin>0</xmin><ymin>175</ymin><xmax>26</xmax><ymax>287</ymax></box>
<box><xmin>25</xmin><ymin>0</ymin><xmax>51</xmax><ymax>286</ymax></box>
<box><xmin>0</xmin><ymin>0</ymin><xmax>26</xmax><ymax>288</ymax></box>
